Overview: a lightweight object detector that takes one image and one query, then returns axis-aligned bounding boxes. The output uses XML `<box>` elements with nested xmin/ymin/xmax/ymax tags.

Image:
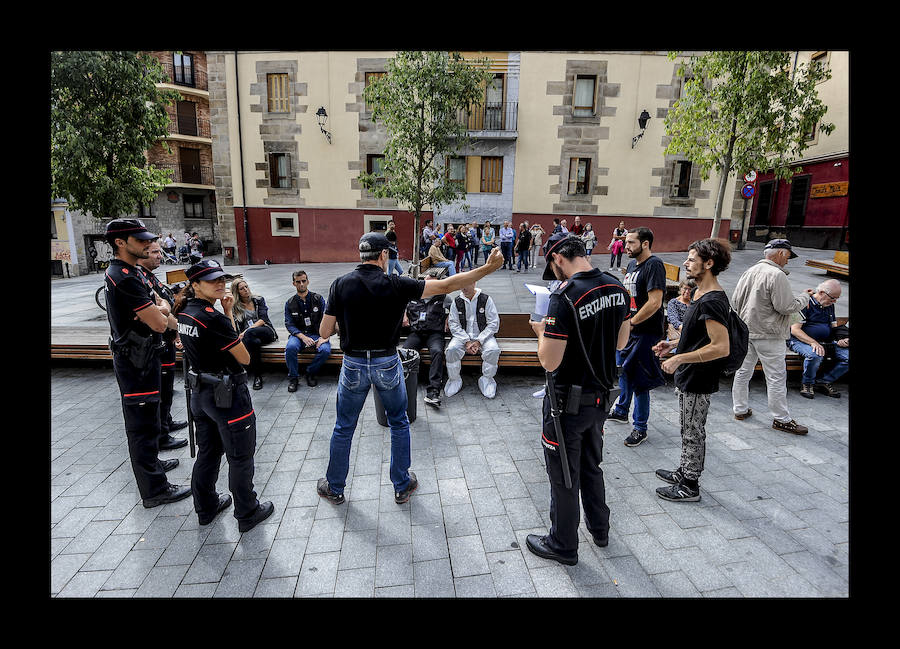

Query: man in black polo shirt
<box><xmin>525</xmin><ymin>233</ymin><xmax>631</xmax><ymax>566</ymax></box>
<box><xmin>316</xmin><ymin>233</ymin><xmax>504</xmax><ymax>506</ymax></box>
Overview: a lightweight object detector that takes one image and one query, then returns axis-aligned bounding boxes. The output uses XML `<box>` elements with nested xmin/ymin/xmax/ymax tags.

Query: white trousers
<box><xmin>445</xmin><ymin>337</ymin><xmax>500</xmax><ymax>380</ymax></box>
<box><xmin>731</xmin><ymin>337</ymin><xmax>791</xmax><ymax>423</ymax></box>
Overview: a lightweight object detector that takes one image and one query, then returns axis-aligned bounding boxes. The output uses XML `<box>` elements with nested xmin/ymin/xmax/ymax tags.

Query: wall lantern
<box><xmin>631</xmin><ymin>110</ymin><xmax>651</xmax><ymax>149</ymax></box>
<box><xmin>316</xmin><ymin>107</ymin><xmax>332</xmax><ymax>144</ymax></box>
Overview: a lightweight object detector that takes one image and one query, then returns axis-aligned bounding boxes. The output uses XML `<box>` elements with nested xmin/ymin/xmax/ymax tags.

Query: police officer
<box><xmin>402</xmin><ymin>272</ymin><xmax>450</xmax><ymax>407</ymax></box>
<box><xmin>316</xmin><ymin>232</ymin><xmax>505</xmax><ymax>506</ymax></box>
<box><xmin>103</xmin><ymin>219</ymin><xmax>191</xmax><ymax>508</ymax></box>
<box><xmin>176</xmin><ymin>259</ymin><xmax>274</xmax><ymax>532</ymax></box>
<box><xmin>284</xmin><ymin>270</ymin><xmax>331</xmax><ymax>392</ymax></box>
<box><xmin>137</xmin><ymin>239</ymin><xmax>189</xmax><ymax>450</ymax></box>
<box><xmin>526</xmin><ymin>233</ymin><xmax>631</xmax><ymax>566</ymax></box>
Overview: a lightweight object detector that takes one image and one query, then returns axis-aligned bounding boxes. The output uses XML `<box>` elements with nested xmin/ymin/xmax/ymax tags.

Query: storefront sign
<box><xmin>810</xmin><ymin>181</ymin><xmax>848</xmax><ymax>198</ymax></box>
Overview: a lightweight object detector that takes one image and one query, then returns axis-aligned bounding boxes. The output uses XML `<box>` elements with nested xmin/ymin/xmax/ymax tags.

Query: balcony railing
<box><xmin>165</xmin><ymin>114</ymin><xmax>211</xmax><ymax>139</ymax></box>
<box><xmin>456</xmin><ymin>101</ymin><xmax>518</xmax><ymax>132</ymax></box>
<box><xmin>156</xmin><ymin>163</ymin><xmax>214</xmax><ymax>186</ymax></box>
<box><xmin>158</xmin><ymin>62</ymin><xmax>208</xmax><ymax>92</ymax></box>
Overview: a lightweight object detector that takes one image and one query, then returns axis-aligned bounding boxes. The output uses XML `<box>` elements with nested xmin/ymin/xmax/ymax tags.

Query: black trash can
<box><xmin>374</xmin><ymin>348</ymin><xmax>420</xmax><ymax>426</ymax></box>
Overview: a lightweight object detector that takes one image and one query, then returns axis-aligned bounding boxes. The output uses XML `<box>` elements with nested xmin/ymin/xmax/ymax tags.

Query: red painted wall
<box><xmin>751</xmin><ymin>157</ymin><xmax>849</xmax><ymax>229</ymax></box>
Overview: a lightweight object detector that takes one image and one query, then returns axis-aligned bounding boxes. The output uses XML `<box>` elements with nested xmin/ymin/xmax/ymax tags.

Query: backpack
<box><xmin>722</xmin><ymin>308</ymin><xmax>749</xmax><ymax>376</ymax></box>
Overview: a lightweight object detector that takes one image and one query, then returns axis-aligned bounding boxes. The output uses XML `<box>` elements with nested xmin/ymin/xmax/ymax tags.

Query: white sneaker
<box><xmin>444</xmin><ymin>378</ymin><xmax>462</xmax><ymax>398</ymax></box>
<box><xmin>532</xmin><ymin>386</ymin><xmax>546</xmax><ymax>398</ymax></box>
<box><xmin>478</xmin><ymin>376</ymin><xmax>497</xmax><ymax>399</ymax></box>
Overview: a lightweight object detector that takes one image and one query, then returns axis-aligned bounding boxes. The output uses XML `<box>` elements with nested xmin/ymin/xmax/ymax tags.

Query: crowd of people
<box><xmin>101</xmin><ymin>215</ymin><xmax>848</xmax><ymax>565</ymax></box>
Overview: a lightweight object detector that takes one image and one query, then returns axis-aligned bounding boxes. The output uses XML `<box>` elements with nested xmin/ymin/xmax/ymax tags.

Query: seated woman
<box><xmin>231</xmin><ymin>279</ymin><xmax>278</xmax><ymax>390</ymax></box>
<box><xmin>665</xmin><ymin>278</ymin><xmax>695</xmax><ymax>342</ymax></box>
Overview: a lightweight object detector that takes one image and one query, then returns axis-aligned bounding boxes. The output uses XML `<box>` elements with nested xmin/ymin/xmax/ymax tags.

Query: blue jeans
<box><xmin>612</xmin><ymin>349</ymin><xmax>650</xmax><ymax>432</ymax></box>
<box><xmin>462</xmin><ymin>250</ymin><xmax>473</xmax><ymax>270</ymax></box>
<box><xmin>434</xmin><ymin>260</ymin><xmax>455</xmax><ymax>276</ymax></box>
<box><xmin>517</xmin><ymin>250</ymin><xmax>528</xmax><ymax>270</ymax></box>
<box><xmin>787</xmin><ymin>338</ymin><xmax>850</xmax><ymax>385</ymax></box>
<box><xmin>326</xmin><ymin>353</ymin><xmax>412</xmax><ymax>495</ymax></box>
<box><xmin>500</xmin><ymin>242</ymin><xmax>514</xmax><ymax>268</ymax></box>
<box><xmin>387</xmin><ymin>258</ymin><xmax>404</xmax><ymax>276</ymax></box>
<box><xmin>285</xmin><ymin>334</ymin><xmax>332</xmax><ymax>379</ymax></box>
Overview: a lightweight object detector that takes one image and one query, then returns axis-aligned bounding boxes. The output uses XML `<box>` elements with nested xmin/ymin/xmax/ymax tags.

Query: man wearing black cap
<box><xmin>525</xmin><ymin>232</ymin><xmax>631</xmax><ymax>566</ymax></box>
<box><xmin>316</xmin><ymin>232</ymin><xmax>504</xmax><ymax>506</ymax></box>
<box><xmin>176</xmin><ymin>259</ymin><xmax>274</xmax><ymax>532</ymax></box>
<box><xmin>103</xmin><ymin>219</ymin><xmax>191</xmax><ymax>508</ymax></box>
<box><xmin>731</xmin><ymin>238</ymin><xmax>812</xmax><ymax>435</ymax></box>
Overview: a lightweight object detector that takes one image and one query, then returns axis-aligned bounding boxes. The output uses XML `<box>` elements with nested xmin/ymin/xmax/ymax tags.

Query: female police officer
<box><xmin>176</xmin><ymin>259</ymin><xmax>274</xmax><ymax>532</ymax></box>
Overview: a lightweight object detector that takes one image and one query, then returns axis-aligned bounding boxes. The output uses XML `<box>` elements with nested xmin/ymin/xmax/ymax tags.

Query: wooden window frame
<box><xmin>183</xmin><ymin>195</ymin><xmax>205</xmax><ymax>219</ymax></box>
<box><xmin>672</xmin><ymin>160</ymin><xmax>692</xmax><ymax>198</ymax></box>
<box><xmin>173</xmin><ymin>52</ymin><xmax>195</xmax><ymax>87</ymax></box>
<box><xmin>446</xmin><ymin>156</ymin><xmax>466</xmax><ymax>190</ymax></box>
<box><xmin>567</xmin><ymin>157</ymin><xmax>591</xmax><ymax>195</ymax></box>
<box><xmin>572</xmin><ymin>74</ymin><xmax>598</xmax><ymax>117</ymax></box>
<box><xmin>480</xmin><ymin>156</ymin><xmax>503</xmax><ymax>194</ymax></box>
<box><xmin>366</xmin><ymin>154</ymin><xmax>386</xmax><ymax>188</ymax></box>
<box><xmin>137</xmin><ymin>201</ymin><xmax>154</xmax><ymax>218</ymax></box>
<box><xmin>268</xmin><ymin>153</ymin><xmax>292</xmax><ymax>189</ymax></box>
<box><xmin>267</xmin><ymin>73</ymin><xmax>291</xmax><ymax>114</ymax></box>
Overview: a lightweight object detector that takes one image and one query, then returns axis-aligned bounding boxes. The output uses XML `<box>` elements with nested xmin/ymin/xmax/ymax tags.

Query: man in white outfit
<box><xmin>445</xmin><ymin>281</ymin><xmax>501</xmax><ymax>398</ymax></box>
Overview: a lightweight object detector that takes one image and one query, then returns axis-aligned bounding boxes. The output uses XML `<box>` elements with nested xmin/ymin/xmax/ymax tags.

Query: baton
<box><xmin>182</xmin><ymin>354</ymin><xmax>196</xmax><ymax>458</ymax></box>
<box><xmin>545</xmin><ymin>371</ymin><xmax>573</xmax><ymax>489</ymax></box>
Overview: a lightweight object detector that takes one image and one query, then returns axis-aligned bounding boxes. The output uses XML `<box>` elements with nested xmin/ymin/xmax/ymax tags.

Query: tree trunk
<box><xmin>710</xmin><ymin>117</ymin><xmax>737</xmax><ymax>240</ymax></box>
<box><xmin>412</xmin><ymin>209</ymin><xmax>421</xmax><ymax>278</ymax></box>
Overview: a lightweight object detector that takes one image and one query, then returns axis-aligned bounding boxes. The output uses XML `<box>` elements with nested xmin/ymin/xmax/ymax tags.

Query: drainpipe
<box><xmin>235</xmin><ymin>51</ymin><xmax>251</xmax><ymax>264</ymax></box>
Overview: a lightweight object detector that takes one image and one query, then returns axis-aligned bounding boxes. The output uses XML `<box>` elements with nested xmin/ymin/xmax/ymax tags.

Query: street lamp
<box><xmin>631</xmin><ymin>109</ymin><xmax>651</xmax><ymax>149</ymax></box>
<box><xmin>316</xmin><ymin>107</ymin><xmax>332</xmax><ymax>144</ymax></box>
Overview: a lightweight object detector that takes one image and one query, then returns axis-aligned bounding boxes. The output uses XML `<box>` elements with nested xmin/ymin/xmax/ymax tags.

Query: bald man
<box><xmin>787</xmin><ymin>278</ymin><xmax>848</xmax><ymax>399</ymax></box>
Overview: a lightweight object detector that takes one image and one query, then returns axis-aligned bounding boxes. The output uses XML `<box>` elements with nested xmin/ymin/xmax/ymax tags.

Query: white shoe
<box><xmin>444</xmin><ymin>378</ymin><xmax>462</xmax><ymax>398</ymax></box>
<box><xmin>532</xmin><ymin>386</ymin><xmax>546</xmax><ymax>398</ymax></box>
<box><xmin>478</xmin><ymin>376</ymin><xmax>497</xmax><ymax>399</ymax></box>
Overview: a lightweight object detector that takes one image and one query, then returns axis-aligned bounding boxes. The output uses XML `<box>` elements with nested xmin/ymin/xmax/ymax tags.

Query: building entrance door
<box><xmin>180</xmin><ymin>148</ymin><xmax>202</xmax><ymax>184</ymax></box>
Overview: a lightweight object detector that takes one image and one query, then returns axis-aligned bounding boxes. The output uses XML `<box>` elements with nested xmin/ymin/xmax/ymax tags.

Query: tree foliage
<box><xmin>359</xmin><ymin>51</ymin><xmax>493</xmax><ymax>271</ymax></box>
<box><xmin>664</xmin><ymin>51</ymin><xmax>834</xmax><ymax>238</ymax></box>
<box><xmin>51</xmin><ymin>50</ymin><xmax>181</xmax><ymax>220</ymax></box>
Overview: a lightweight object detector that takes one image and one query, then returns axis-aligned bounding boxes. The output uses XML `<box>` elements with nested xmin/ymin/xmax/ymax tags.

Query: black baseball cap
<box><xmin>105</xmin><ymin>218</ymin><xmax>157</xmax><ymax>241</ymax></box>
<box><xmin>186</xmin><ymin>259</ymin><xmax>234</xmax><ymax>282</ymax></box>
<box><xmin>359</xmin><ymin>232</ymin><xmax>397</xmax><ymax>254</ymax></box>
<box><xmin>764</xmin><ymin>238</ymin><xmax>798</xmax><ymax>259</ymax></box>
<box><xmin>542</xmin><ymin>232</ymin><xmax>572</xmax><ymax>280</ymax></box>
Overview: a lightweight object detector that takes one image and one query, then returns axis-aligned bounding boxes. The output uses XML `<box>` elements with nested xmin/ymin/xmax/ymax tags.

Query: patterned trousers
<box><xmin>677</xmin><ymin>389</ymin><xmax>711</xmax><ymax>482</ymax></box>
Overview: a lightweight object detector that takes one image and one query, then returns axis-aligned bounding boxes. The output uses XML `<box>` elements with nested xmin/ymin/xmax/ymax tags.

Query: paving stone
<box><xmin>182</xmin><ymin>543</ymin><xmax>236</xmax><ymax>584</ymax></box>
<box><xmin>486</xmin><ymin>550</ymin><xmax>535</xmax><ymax>597</ymax></box>
<box><xmin>454</xmin><ymin>574</ymin><xmax>498</xmax><ymax>598</ymax></box>
<box><xmin>412</xmin><ymin>522</ymin><xmax>449</xmax><ymax>562</ymax></box>
<box><xmin>414</xmin><ymin>558</ymin><xmax>456</xmax><ymax>597</ymax></box>
<box><xmin>56</xmin><ymin>570</ymin><xmax>114</xmax><ymax>598</ymax></box>
<box><xmin>375</xmin><ymin>544</ymin><xmax>413</xmax><ymax>588</ymax></box>
<box><xmin>334</xmin><ymin>567</ymin><xmax>376</xmax><ymax>597</ymax></box>
<box><xmin>102</xmin><ymin>548</ymin><xmax>164</xmax><ymax>591</ymax></box>
<box><xmin>339</xmin><ymin>529</ymin><xmax>378</xmax><ymax>570</ymax></box>
<box><xmin>296</xmin><ymin>551</ymin><xmax>340</xmax><ymax>597</ymax></box>
<box><xmin>134</xmin><ymin>565</ymin><xmax>189</xmax><ymax>598</ymax></box>
<box><xmin>50</xmin><ymin>552</ymin><xmax>92</xmax><ymax>595</ymax></box>
<box><xmin>215</xmin><ymin>558</ymin><xmax>266</xmax><ymax>597</ymax></box>
<box><xmin>254</xmin><ymin>576</ymin><xmax>299</xmax><ymax>598</ymax></box>
<box><xmin>448</xmin><ymin>535</ymin><xmax>490</xmax><ymax>578</ymax></box>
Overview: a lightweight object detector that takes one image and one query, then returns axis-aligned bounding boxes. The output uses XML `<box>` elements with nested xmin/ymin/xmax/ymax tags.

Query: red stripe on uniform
<box><xmin>161</xmin><ymin>362</ymin><xmax>176</xmax><ymax>367</ymax></box>
<box><xmin>104</xmin><ymin>272</ymin><xmax>116</xmax><ymax>287</ymax></box>
<box><xmin>573</xmin><ymin>284</ymin><xmax>625</xmax><ymax>307</ymax></box>
<box><xmin>544</xmin><ymin>332</ymin><xmax>568</xmax><ymax>339</ymax></box>
<box><xmin>227</xmin><ymin>410</ymin><xmax>254</xmax><ymax>425</ymax></box>
<box><xmin>221</xmin><ymin>339</ymin><xmax>240</xmax><ymax>351</ymax></box>
<box><xmin>133</xmin><ymin>302</ymin><xmax>154</xmax><ymax>312</ymax></box>
<box><xmin>541</xmin><ymin>433</ymin><xmax>558</xmax><ymax>447</ymax></box>
<box><xmin>123</xmin><ymin>390</ymin><xmax>159</xmax><ymax>398</ymax></box>
<box><xmin>180</xmin><ymin>313</ymin><xmax>208</xmax><ymax>328</ymax></box>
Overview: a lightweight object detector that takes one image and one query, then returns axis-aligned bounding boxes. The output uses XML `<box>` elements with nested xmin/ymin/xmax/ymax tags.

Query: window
<box><xmin>568</xmin><ymin>158</ymin><xmax>591</xmax><ymax>195</ymax></box>
<box><xmin>173</xmin><ymin>52</ymin><xmax>194</xmax><ymax>86</ymax></box>
<box><xmin>50</xmin><ymin>212</ymin><xmax>58</xmax><ymax>239</ymax></box>
<box><xmin>267</xmin><ymin>73</ymin><xmax>290</xmax><ymax>113</ymax></box>
<box><xmin>803</xmin><ymin>121</ymin><xmax>818</xmax><ymax>142</ymax></box>
<box><xmin>270</xmin><ymin>212</ymin><xmax>299</xmax><ymax>237</ymax></box>
<box><xmin>480</xmin><ymin>157</ymin><xmax>502</xmax><ymax>193</ymax></box>
<box><xmin>269</xmin><ymin>153</ymin><xmax>291</xmax><ymax>188</ymax></box>
<box><xmin>573</xmin><ymin>75</ymin><xmax>597</xmax><ymax>117</ymax></box>
<box><xmin>137</xmin><ymin>202</ymin><xmax>154</xmax><ymax>218</ymax></box>
<box><xmin>672</xmin><ymin>161</ymin><xmax>692</xmax><ymax>198</ymax></box>
<box><xmin>184</xmin><ymin>195</ymin><xmax>204</xmax><ymax>218</ymax></box>
<box><xmin>367</xmin><ymin>154</ymin><xmax>386</xmax><ymax>188</ymax></box>
<box><xmin>365</xmin><ymin>72</ymin><xmax>385</xmax><ymax>111</ymax></box>
<box><xmin>446</xmin><ymin>156</ymin><xmax>466</xmax><ymax>189</ymax></box>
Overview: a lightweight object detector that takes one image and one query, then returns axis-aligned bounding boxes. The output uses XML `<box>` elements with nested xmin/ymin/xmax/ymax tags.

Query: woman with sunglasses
<box><xmin>230</xmin><ymin>279</ymin><xmax>278</xmax><ymax>390</ymax></box>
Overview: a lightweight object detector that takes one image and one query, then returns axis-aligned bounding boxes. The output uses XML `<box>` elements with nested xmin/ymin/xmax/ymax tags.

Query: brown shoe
<box><xmin>734</xmin><ymin>409</ymin><xmax>752</xmax><ymax>420</ymax></box>
<box><xmin>800</xmin><ymin>384</ymin><xmax>814</xmax><ymax>399</ymax></box>
<box><xmin>772</xmin><ymin>419</ymin><xmax>808</xmax><ymax>435</ymax></box>
<box><xmin>815</xmin><ymin>383</ymin><xmax>841</xmax><ymax>398</ymax></box>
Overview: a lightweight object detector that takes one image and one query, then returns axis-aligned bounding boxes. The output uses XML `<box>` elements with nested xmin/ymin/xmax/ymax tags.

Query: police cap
<box><xmin>542</xmin><ymin>232</ymin><xmax>574</xmax><ymax>281</ymax></box>
<box><xmin>105</xmin><ymin>218</ymin><xmax>157</xmax><ymax>241</ymax></box>
<box><xmin>359</xmin><ymin>232</ymin><xmax>398</xmax><ymax>254</ymax></box>
<box><xmin>186</xmin><ymin>259</ymin><xmax>235</xmax><ymax>282</ymax></box>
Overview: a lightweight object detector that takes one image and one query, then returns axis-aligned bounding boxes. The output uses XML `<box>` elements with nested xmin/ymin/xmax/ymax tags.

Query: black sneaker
<box><xmin>288</xmin><ymin>378</ymin><xmax>299</xmax><ymax>393</ymax></box>
<box><xmin>655</xmin><ymin>467</ymin><xmax>684</xmax><ymax>485</ymax></box>
<box><xmin>424</xmin><ymin>391</ymin><xmax>441</xmax><ymax>407</ymax></box>
<box><xmin>316</xmin><ymin>478</ymin><xmax>345</xmax><ymax>505</ymax></box>
<box><xmin>656</xmin><ymin>481</ymin><xmax>700</xmax><ymax>502</ymax></box>
<box><xmin>800</xmin><ymin>384</ymin><xmax>814</xmax><ymax>399</ymax></box>
<box><xmin>394</xmin><ymin>471</ymin><xmax>418</xmax><ymax>504</ymax></box>
<box><xmin>606</xmin><ymin>408</ymin><xmax>628</xmax><ymax>423</ymax></box>
<box><xmin>815</xmin><ymin>382</ymin><xmax>841</xmax><ymax>398</ymax></box>
<box><xmin>623</xmin><ymin>429</ymin><xmax>647</xmax><ymax>447</ymax></box>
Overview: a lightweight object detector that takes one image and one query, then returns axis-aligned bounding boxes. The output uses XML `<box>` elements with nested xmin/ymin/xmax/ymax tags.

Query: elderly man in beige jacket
<box><xmin>731</xmin><ymin>239</ymin><xmax>812</xmax><ymax>435</ymax></box>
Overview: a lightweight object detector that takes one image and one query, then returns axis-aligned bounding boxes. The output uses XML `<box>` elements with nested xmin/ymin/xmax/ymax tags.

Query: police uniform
<box><xmin>284</xmin><ymin>288</ymin><xmax>331</xmax><ymax>389</ymax></box>
<box><xmin>177</xmin><ymin>260</ymin><xmax>274</xmax><ymax>531</ymax></box>
<box><xmin>526</xmin><ymin>233</ymin><xmax>630</xmax><ymax>565</ymax></box>
<box><xmin>403</xmin><ymin>292</ymin><xmax>450</xmax><ymax>405</ymax></box>
<box><xmin>104</xmin><ymin>219</ymin><xmax>190</xmax><ymax>507</ymax></box>
<box><xmin>136</xmin><ymin>263</ymin><xmax>188</xmax><ymax>450</ymax></box>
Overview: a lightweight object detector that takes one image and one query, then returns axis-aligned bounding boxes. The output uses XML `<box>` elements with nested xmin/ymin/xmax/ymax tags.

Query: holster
<box><xmin>186</xmin><ymin>370</ymin><xmax>247</xmax><ymax>409</ymax></box>
<box><xmin>554</xmin><ymin>384</ymin><xmax>609</xmax><ymax>414</ymax></box>
<box><xmin>109</xmin><ymin>330</ymin><xmax>159</xmax><ymax>370</ymax></box>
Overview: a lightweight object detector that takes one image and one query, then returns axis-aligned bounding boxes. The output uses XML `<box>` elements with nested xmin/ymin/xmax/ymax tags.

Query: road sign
<box><xmin>741</xmin><ymin>183</ymin><xmax>756</xmax><ymax>199</ymax></box>
<box><xmin>743</xmin><ymin>170</ymin><xmax>757</xmax><ymax>184</ymax></box>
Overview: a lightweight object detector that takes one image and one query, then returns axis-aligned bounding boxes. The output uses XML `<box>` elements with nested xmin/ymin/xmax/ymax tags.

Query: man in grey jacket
<box><xmin>730</xmin><ymin>239</ymin><xmax>811</xmax><ymax>435</ymax></box>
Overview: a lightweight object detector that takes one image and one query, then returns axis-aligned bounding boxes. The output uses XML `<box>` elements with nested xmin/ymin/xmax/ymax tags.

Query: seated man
<box><xmin>403</xmin><ymin>273</ymin><xmax>451</xmax><ymax>407</ymax></box>
<box><xmin>284</xmin><ymin>270</ymin><xmax>332</xmax><ymax>391</ymax></box>
<box><xmin>786</xmin><ymin>278</ymin><xmax>849</xmax><ymax>398</ymax></box>
<box><xmin>445</xmin><ymin>281</ymin><xmax>501</xmax><ymax>398</ymax></box>
<box><xmin>428</xmin><ymin>239</ymin><xmax>456</xmax><ymax>276</ymax></box>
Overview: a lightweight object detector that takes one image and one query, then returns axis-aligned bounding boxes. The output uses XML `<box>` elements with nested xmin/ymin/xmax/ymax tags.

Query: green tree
<box><xmin>664</xmin><ymin>51</ymin><xmax>834</xmax><ymax>241</ymax></box>
<box><xmin>359</xmin><ymin>51</ymin><xmax>493</xmax><ymax>275</ymax></box>
<box><xmin>51</xmin><ymin>50</ymin><xmax>181</xmax><ymax>221</ymax></box>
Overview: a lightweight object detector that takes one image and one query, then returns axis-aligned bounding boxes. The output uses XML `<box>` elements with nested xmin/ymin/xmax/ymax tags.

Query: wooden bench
<box><xmin>621</xmin><ymin>262</ymin><xmax>681</xmax><ymax>299</ymax></box>
<box><xmin>806</xmin><ymin>250</ymin><xmax>849</xmax><ymax>277</ymax></box>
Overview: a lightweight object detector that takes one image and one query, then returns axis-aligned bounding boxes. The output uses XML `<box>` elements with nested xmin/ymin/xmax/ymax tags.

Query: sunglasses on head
<box><xmin>170</xmin><ymin>281</ymin><xmax>188</xmax><ymax>292</ymax></box>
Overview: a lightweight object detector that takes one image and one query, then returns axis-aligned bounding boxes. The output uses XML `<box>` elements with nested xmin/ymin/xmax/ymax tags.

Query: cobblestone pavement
<box><xmin>50</xmin><ymin>362</ymin><xmax>849</xmax><ymax>598</ymax></box>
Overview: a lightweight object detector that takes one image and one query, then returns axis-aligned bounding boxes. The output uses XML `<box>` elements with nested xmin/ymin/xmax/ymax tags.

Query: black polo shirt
<box><xmin>105</xmin><ymin>258</ymin><xmax>157</xmax><ymax>344</ymax></box>
<box><xmin>326</xmin><ymin>263</ymin><xmax>425</xmax><ymax>352</ymax></box>
<box><xmin>137</xmin><ymin>264</ymin><xmax>175</xmax><ymax>308</ymax></box>
<box><xmin>543</xmin><ymin>268</ymin><xmax>630</xmax><ymax>391</ymax></box>
<box><xmin>177</xmin><ymin>298</ymin><xmax>244</xmax><ymax>375</ymax></box>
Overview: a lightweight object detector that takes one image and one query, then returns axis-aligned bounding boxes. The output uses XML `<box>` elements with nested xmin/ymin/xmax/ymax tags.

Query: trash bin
<box><xmin>374</xmin><ymin>348</ymin><xmax>420</xmax><ymax>426</ymax></box>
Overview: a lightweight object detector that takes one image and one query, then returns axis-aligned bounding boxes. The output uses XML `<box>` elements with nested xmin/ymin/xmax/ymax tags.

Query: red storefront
<box><xmin>747</xmin><ymin>154</ymin><xmax>849</xmax><ymax>250</ymax></box>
